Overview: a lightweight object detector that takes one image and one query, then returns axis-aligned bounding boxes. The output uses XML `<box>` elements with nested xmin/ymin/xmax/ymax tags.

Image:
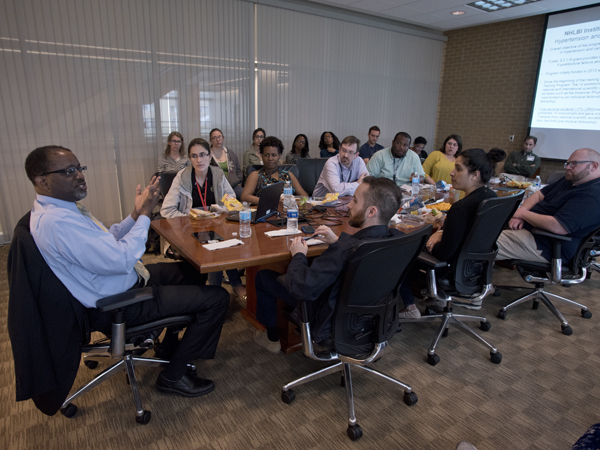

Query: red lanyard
<box><xmin>195</xmin><ymin>177</ymin><xmax>208</xmax><ymax>210</ymax></box>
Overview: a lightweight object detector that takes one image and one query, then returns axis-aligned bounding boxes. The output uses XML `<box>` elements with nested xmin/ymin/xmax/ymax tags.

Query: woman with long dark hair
<box><xmin>318</xmin><ymin>131</ymin><xmax>340</xmax><ymax>158</ymax></box>
<box><xmin>398</xmin><ymin>147</ymin><xmax>507</xmax><ymax>318</ymax></box>
<box><xmin>422</xmin><ymin>134</ymin><xmax>463</xmax><ymax>184</ymax></box>
<box><xmin>284</xmin><ymin>134</ymin><xmax>310</xmax><ymax>165</ymax></box>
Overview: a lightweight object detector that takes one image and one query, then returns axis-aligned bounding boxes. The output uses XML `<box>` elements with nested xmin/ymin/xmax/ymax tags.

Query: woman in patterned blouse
<box><xmin>284</xmin><ymin>134</ymin><xmax>311</xmax><ymax>165</ymax></box>
<box><xmin>241</xmin><ymin>136</ymin><xmax>308</xmax><ymax>205</ymax></box>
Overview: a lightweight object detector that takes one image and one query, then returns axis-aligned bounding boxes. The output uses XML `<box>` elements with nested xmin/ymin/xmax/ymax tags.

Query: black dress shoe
<box><xmin>156</xmin><ymin>372</ymin><xmax>215</xmax><ymax>398</ymax></box>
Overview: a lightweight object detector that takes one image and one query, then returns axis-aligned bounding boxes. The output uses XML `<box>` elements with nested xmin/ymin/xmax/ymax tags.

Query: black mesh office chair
<box><xmin>297</xmin><ymin>158</ymin><xmax>328</xmax><ymax>196</ymax></box>
<box><xmin>399</xmin><ymin>192</ymin><xmax>524</xmax><ymax>366</ymax></box>
<box><xmin>545</xmin><ymin>170</ymin><xmax>565</xmax><ymax>185</ymax></box>
<box><xmin>8</xmin><ymin>213</ymin><xmax>194</xmax><ymax>424</ymax></box>
<box><xmin>588</xmin><ymin>231</ymin><xmax>600</xmax><ymax>276</ymax></box>
<box><xmin>494</xmin><ymin>225</ymin><xmax>598</xmax><ymax>335</ymax></box>
<box><xmin>156</xmin><ymin>171</ymin><xmax>178</xmax><ymax>198</ymax></box>
<box><xmin>281</xmin><ymin>227</ymin><xmax>431</xmax><ymax>441</ymax></box>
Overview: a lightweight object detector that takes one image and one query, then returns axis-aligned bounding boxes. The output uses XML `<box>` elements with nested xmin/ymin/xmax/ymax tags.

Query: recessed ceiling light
<box><xmin>451</xmin><ymin>11</ymin><xmax>466</xmax><ymax>15</ymax></box>
<box><xmin>467</xmin><ymin>0</ymin><xmax>540</xmax><ymax>12</ymax></box>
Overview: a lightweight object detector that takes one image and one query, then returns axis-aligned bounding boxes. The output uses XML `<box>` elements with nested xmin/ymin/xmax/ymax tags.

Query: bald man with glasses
<box><xmin>496</xmin><ymin>148</ymin><xmax>600</xmax><ymax>264</ymax></box>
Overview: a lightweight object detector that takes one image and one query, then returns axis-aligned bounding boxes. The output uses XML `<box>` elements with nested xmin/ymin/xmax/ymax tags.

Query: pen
<box><xmin>303</xmin><ymin>234</ymin><xmax>324</xmax><ymax>241</ymax></box>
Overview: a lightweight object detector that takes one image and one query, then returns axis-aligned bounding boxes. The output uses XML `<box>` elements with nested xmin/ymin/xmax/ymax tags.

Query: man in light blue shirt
<box><xmin>313</xmin><ymin>135</ymin><xmax>369</xmax><ymax>197</ymax></box>
<box><xmin>367</xmin><ymin>132</ymin><xmax>434</xmax><ymax>187</ymax></box>
<box><xmin>26</xmin><ymin>145</ymin><xmax>229</xmax><ymax>398</ymax></box>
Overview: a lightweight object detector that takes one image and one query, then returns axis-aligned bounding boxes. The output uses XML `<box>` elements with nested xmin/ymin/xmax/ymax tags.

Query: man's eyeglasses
<box><xmin>190</xmin><ymin>153</ymin><xmax>210</xmax><ymax>159</ymax></box>
<box><xmin>170</xmin><ymin>140</ymin><xmax>182</xmax><ymax>144</ymax></box>
<box><xmin>43</xmin><ymin>166</ymin><xmax>87</xmax><ymax>176</ymax></box>
<box><xmin>564</xmin><ymin>160</ymin><xmax>594</xmax><ymax>168</ymax></box>
<box><xmin>340</xmin><ymin>149</ymin><xmax>356</xmax><ymax>156</ymax></box>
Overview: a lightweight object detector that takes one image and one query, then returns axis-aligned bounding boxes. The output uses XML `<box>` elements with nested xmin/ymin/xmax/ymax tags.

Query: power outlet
<box><xmin>509</xmin><ymin>135</ymin><xmax>514</xmax><ymax>142</ymax></box>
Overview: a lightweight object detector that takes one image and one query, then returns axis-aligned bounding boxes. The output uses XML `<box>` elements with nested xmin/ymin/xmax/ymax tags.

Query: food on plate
<box><xmin>426</xmin><ymin>202</ymin><xmax>451</xmax><ymax>211</ymax></box>
<box><xmin>506</xmin><ymin>180</ymin><xmax>532</xmax><ymax>189</ymax></box>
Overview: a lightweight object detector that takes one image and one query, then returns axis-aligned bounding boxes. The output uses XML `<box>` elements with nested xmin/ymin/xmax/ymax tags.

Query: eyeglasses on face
<box><xmin>170</xmin><ymin>139</ymin><xmax>182</xmax><ymax>144</ymax></box>
<box><xmin>190</xmin><ymin>152</ymin><xmax>210</xmax><ymax>159</ymax></box>
<box><xmin>255</xmin><ymin>135</ymin><xmax>264</xmax><ymax>139</ymax></box>
<box><xmin>564</xmin><ymin>160</ymin><xmax>593</xmax><ymax>168</ymax></box>
<box><xmin>340</xmin><ymin>148</ymin><xmax>356</xmax><ymax>156</ymax></box>
<box><xmin>43</xmin><ymin>166</ymin><xmax>87</xmax><ymax>176</ymax></box>
<box><xmin>210</xmin><ymin>135</ymin><xmax>224</xmax><ymax>140</ymax></box>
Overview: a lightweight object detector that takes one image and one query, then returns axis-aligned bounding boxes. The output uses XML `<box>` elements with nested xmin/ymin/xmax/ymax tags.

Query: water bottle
<box><xmin>282</xmin><ymin>180</ymin><xmax>294</xmax><ymax>212</ymax></box>
<box><xmin>286</xmin><ymin>201</ymin><xmax>299</xmax><ymax>233</ymax></box>
<box><xmin>534</xmin><ymin>175</ymin><xmax>541</xmax><ymax>188</ymax></box>
<box><xmin>411</xmin><ymin>172</ymin><xmax>420</xmax><ymax>196</ymax></box>
<box><xmin>239</xmin><ymin>202</ymin><xmax>252</xmax><ymax>238</ymax></box>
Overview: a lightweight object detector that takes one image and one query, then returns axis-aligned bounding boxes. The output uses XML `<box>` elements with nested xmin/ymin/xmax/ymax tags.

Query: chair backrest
<box><xmin>157</xmin><ymin>171</ymin><xmax>178</xmax><ymax>198</ymax></box>
<box><xmin>297</xmin><ymin>158</ymin><xmax>328</xmax><ymax>196</ymax></box>
<box><xmin>451</xmin><ymin>191</ymin><xmax>524</xmax><ymax>294</ymax></box>
<box><xmin>247</xmin><ymin>164</ymin><xmax>300</xmax><ymax>182</ymax></box>
<box><xmin>546</xmin><ymin>171</ymin><xmax>565</xmax><ymax>185</ymax></box>
<box><xmin>332</xmin><ymin>226</ymin><xmax>431</xmax><ymax>357</ymax></box>
<box><xmin>570</xmin><ymin>224</ymin><xmax>600</xmax><ymax>274</ymax></box>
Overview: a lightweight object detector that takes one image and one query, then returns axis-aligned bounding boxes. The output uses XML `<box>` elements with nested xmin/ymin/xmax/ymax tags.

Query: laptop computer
<box><xmin>226</xmin><ymin>181</ymin><xmax>283</xmax><ymax>223</ymax></box>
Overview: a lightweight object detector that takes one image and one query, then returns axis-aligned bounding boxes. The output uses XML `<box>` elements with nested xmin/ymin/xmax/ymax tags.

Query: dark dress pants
<box><xmin>255</xmin><ymin>269</ymin><xmax>296</xmax><ymax>328</ymax></box>
<box><xmin>89</xmin><ymin>261</ymin><xmax>230</xmax><ymax>363</ymax></box>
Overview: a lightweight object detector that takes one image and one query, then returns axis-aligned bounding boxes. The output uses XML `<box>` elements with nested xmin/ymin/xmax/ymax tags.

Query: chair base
<box><xmin>281</xmin><ymin>360</ymin><xmax>416</xmax><ymax>441</ymax></box>
<box><xmin>495</xmin><ymin>285</ymin><xmax>591</xmax><ymax>334</ymax></box>
<box><xmin>399</xmin><ymin>304</ymin><xmax>501</xmax><ymax>365</ymax></box>
<box><xmin>60</xmin><ymin>352</ymin><xmax>194</xmax><ymax>424</ymax></box>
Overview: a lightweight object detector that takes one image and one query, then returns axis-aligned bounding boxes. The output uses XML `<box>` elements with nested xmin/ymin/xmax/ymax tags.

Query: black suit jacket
<box><xmin>7</xmin><ymin>212</ymin><xmax>90</xmax><ymax>415</ymax></box>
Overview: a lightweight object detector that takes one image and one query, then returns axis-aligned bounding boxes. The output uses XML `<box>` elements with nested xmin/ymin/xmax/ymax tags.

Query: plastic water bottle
<box><xmin>286</xmin><ymin>201</ymin><xmax>299</xmax><ymax>233</ymax></box>
<box><xmin>534</xmin><ymin>175</ymin><xmax>541</xmax><ymax>188</ymax></box>
<box><xmin>239</xmin><ymin>202</ymin><xmax>252</xmax><ymax>238</ymax></box>
<box><xmin>411</xmin><ymin>172</ymin><xmax>420</xmax><ymax>196</ymax></box>
<box><xmin>282</xmin><ymin>180</ymin><xmax>294</xmax><ymax>212</ymax></box>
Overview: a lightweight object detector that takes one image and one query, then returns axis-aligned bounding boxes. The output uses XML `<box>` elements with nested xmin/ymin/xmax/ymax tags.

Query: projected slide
<box><xmin>530</xmin><ymin>5</ymin><xmax>600</xmax><ymax>160</ymax></box>
<box><xmin>531</xmin><ymin>20</ymin><xmax>600</xmax><ymax>130</ymax></box>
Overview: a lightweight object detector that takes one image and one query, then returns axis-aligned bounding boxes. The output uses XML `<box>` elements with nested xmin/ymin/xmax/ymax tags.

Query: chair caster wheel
<box><xmin>532</xmin><ymin>301</ymin><xmax>540</xmax><ymax>310</ymax></box>
<box><xmin>60</xmin><ymin>403</ymin><xmax>78</xmax><ymax>418</ymax></box>
<box><xmin>480</xmin><ymin>321</ymin><xmax>491</xmax><ymax>332</ymax></box>
<box><xmin>84</xmin><ymin>360</ymin><xmax>98</xmax><ymax>369</ymax></box>
<box><xmin>281</xmin><ymin>390</ymin><xmax>296</xmax><ymax>404</ymax></box>
<box><xmin>493</xmin><ymin>288</ymin><xmax>501</xmax><ymax>297</ymax></box>
<box><xmin>581</xmin><ymin>309</ymin><xmax>592</xmax><ymax>319</ymax></box>
<box><xmin>135</xmin><ymin>410</ymin><xmax>151</xmax><ymax>424</ymax></box>
<box><xmin>403</xmin><ymin>392</ymin><xmax>418</xmax><ymax>406</ymax></box>
<box><xmin>497</xmin><ymin>309</ymin><xmax>507</xmax><ymax>320</ymax></box>
<box><xmin>427</xmin><ymin>354</ymin><xmax>440</xmax><ymax>366</ymax></box>
<box><xmin>442</xmin><ymin>328</ymin><xmax>449</xmax><ymax>338</ymax></box>
<box><xmin>490</xmin><ymin>352</ymin><xmax>502</xmax><ymax>364</ymax></box>
<box><xmin>561</xmin><ymin>325</ymin><xmax>573</xmax><ymax>336</ymax></box>
<box><xmin>347</xmin><ymin>424</ymin><xmax>363</xmax><ymax>441</ymax></box>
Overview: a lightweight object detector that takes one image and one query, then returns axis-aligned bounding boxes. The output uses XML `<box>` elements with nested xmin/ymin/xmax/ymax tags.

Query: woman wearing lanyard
<box><xmin>242</xmin><ymin>136</ymin><xmax>308</xmax><ymax>205</ymax></box>
<box><xmin>161</xmin><ymin>138</ymin><xmax>247</xmax><ymax>299</ymax></box>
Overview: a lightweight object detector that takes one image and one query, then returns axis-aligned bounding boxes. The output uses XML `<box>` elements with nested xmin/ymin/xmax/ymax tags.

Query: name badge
<box><xmin>526</xmin><ymin>155</ymin><xmax>535</xmax><ymax>161</ymax></box>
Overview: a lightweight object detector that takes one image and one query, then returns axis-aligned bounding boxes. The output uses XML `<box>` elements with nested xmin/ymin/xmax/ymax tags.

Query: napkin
<box><xmin>202</xmin><ymin>239</ymin><xmax>245</xmax><ymax>251</ymax></box>
<box><xmin>265</xmin><ymin>229</ymin><xmax>302</xmax><ymax>237</ymax></box>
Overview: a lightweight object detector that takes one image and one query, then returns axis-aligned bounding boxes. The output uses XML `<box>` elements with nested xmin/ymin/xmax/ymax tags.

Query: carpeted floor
<box><xmin>1</xmin><ymin>244</ymin><xmax>599</xmax><ymax>450</ymax></box>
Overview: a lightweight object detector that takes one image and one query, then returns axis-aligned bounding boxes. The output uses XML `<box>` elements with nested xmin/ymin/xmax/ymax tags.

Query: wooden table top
<box><xmin>151</xmin><ymin>209</ymin><xmax>357</xmax><ymax>273</ymax></box>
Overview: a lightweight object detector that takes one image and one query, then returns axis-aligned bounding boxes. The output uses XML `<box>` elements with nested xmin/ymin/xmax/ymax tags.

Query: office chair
<box><xmin>281</xmin><ymin>227</ymin><xmax>431</xmax><ymax>441</ymax></box>
<box><xmin>8</xmin><ymin>213</ymin><xmax>195</xmax><ymax>424</ymax></box>
<box><xmin>545</xmin><ymin>170</ymin><xmax>565</xmax><ymax>185</ymax></box>
<box><xmin>296</xmin><ymin>158</ymin><xmax>328</xmax><ymax>196</ymax></box>
<box><xmin>588</xmin><ymin>232</ymin><xmax>600</xmax><ymax>276</ymax></box>
<box><xmin>399</xmin><ymin>192</ymin><xmax>524</xmax><ymax>366</ymax></box>
<box><xmin>156</xmin><ymin>171</ymin><xmax>178</xmax><ymax>198</ymax></box>
<box><xmin>494</xmin><ymin>226</ymin><xmax>598</xmax><ymax>335</ymax></box>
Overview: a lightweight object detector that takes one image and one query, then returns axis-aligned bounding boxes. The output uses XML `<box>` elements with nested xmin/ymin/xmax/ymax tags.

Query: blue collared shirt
<box><xmin>30</xmin><ymin>195</ymin><xmax>150</xmax><ymax>307</ymax></box>
<box><xmin>313</xmin><ymin>155</ymin><xmax>369</xmax><ymax>197</ymax></box>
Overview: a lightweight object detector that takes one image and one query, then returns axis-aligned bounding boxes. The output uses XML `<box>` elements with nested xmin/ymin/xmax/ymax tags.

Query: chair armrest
<box><xmin>417</xmin><ymin>251</ymin><xmax>448</xmax><ymax>269</ymax></box>
<box><xmin>96</xmin><ymin>287</ymin><xmax>154</xmax><ymax>312</ymax></box>
<box><xmin>531</xmin><ymin>228</ymin><xmax>572</xmax><ymax>242</ymax></box>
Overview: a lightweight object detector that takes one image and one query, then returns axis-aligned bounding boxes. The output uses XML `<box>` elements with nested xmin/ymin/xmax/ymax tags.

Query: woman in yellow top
<box><xmin>422</xmin><ymin>134</ymin><xmax>463</xmax><ymax>184</ymax></box>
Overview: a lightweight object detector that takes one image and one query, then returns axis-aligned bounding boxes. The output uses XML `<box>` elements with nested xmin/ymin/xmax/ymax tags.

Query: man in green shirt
<box><xmin>504</xmin><ymin>136</ymin><xmax>541</xmax><ymax>178</ymax></box>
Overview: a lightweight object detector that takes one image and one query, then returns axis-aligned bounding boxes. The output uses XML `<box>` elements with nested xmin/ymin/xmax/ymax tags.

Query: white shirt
<box><xmin>30</xmin><ymin>195</ymin><xmax>150</xmax><ymax>307</ymax></box>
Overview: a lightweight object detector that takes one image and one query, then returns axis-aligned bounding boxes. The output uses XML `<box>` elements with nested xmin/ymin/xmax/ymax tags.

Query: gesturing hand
<box><xmin>133</xmin><ymin>176</ymin><xmax>161</xmax><ymax>219</ymax></box>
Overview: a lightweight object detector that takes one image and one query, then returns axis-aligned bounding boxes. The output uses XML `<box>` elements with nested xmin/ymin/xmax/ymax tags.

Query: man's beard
<box><xmin>566</xmin><ymin>165</ymin><xmax>590</xmax><ymax>184</ymax></box>
<box><xmin>348</xmin><ymin>205</ymin><xmax>366</xmax><ymax>228</ymax></box>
